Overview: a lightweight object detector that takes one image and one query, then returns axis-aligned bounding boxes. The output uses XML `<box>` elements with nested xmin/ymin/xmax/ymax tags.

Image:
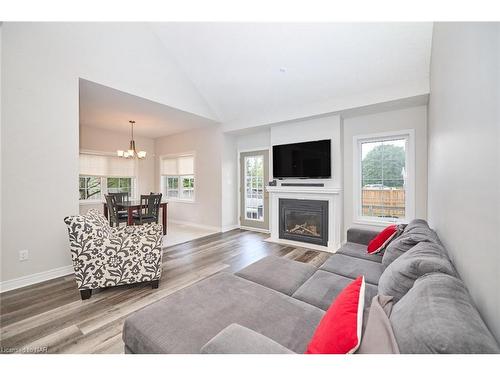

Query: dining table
<box><xmin>103</xmin><ymin>200</ymin><xmax>168</xmax><ymax>235</ymax></box>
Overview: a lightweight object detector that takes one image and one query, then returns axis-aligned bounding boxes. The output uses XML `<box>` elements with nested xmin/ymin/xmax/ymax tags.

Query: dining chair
<box><xmin>109</xmin><ymin>192</ymin><xmax>129</xmax><ymax>203</ymax></box>
<box><xmin>133</xmin><ymin>194</ymin><xmax>162</xmax><ymax>225</ymax></box>
<box><xmin>105</xmin><ymin>194</ymin><xmax>129</xmax><ymax>227</ymax></box>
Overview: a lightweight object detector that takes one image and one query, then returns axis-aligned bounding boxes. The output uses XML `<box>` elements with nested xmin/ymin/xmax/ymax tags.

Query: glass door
<box><xmin>240</xmin><ymin>150</ymin><xmax>269</xmax><ymax>230</ymax></box>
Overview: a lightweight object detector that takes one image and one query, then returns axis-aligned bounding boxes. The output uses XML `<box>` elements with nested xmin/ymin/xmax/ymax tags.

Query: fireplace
<box><xmin>279</xmin><ymin>198</ymin><xmax>329</xmax><ymax>246</ymax></box>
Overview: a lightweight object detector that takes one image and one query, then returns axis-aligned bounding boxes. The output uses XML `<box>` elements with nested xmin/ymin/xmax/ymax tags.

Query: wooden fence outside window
<box><xmin>362</xmin><ymin>188</ymin><xmax>405</xmax><ymax>218</ymax></box>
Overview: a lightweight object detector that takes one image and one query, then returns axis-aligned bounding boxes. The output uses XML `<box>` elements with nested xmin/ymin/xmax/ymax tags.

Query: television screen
<box><xmin>273</xmin><ymin>139</ymin><xmax>331</xmax><ymax>179</ymax></box>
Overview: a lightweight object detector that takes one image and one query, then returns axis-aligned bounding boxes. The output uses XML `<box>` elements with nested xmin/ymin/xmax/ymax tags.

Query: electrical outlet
<box><xmin>19</xmin><ymin>250</ymin><xmax>29</xmax><ymax>262</ymax></box>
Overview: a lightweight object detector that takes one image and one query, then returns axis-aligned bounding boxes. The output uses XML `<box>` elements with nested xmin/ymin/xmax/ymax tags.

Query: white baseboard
<box><xmin>221</xmin><ymin>224</ymin><xmax>240</xmax><ymax>233</ymax></box>
<box><xmin>239</xmin><ymin>225</ymin><xmax>271</xmax><ymax>234</ymax></box>
<box><xmin>0</xmin><ymin>265</ymin><xmax>74</xmax><ymax>294</ymax></box>
<box><xmin>169</xmin><ymin>219</ymin><xmax>220</xmax><ymax>233</ymax></box>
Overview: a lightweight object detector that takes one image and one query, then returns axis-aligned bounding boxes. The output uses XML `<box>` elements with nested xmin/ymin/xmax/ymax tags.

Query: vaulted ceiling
<box><xmin>80</xmin><ymin>23</ymin><xmax>433</xmax><ymax>137</ymax></box>
<box><xmin>151</xmin><ymin>23</ymin><xmax>433</xmax><ymax>130</ymax></box>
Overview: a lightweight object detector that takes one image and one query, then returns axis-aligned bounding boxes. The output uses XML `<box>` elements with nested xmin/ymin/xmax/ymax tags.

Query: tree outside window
<box><xmin>107</xmin><ymin>177</ymin><xmax>132</xmax><ymax>194</ymax></box>
<box><xmin>79</xmin><ymin>176</ymin><xmax>101</xmax><ymax>201</ymax></box>
<box><xmin>361</xmin><ymin>138</ymin><xmax>406</xmax><ymax>219</ymax></box>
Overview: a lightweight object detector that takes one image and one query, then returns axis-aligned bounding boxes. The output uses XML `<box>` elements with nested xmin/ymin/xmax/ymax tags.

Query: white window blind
<box><xmin>160</xmin><ymin>155</ymin><xmax>194</xmax><ymax>176</ymax></box>
<box><xmin>79</xmin><ymin>153</ymin><xmax>135</xmax><ymax>177</ymax></box>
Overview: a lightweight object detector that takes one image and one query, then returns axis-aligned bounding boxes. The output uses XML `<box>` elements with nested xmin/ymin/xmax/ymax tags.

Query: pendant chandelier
<box><xmin>117</xmin><ymin>120</ymin><xmax>146</xmax><ymax>159</ymax></box>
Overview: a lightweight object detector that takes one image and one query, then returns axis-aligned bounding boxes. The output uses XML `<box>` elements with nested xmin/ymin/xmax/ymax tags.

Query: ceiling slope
<box><xmin>151</xmin><ymin>22</ymin><xmax>433</xmax><ymax>131</ymax></box>
<box><xmin>79</xmin><ymin>79</ymin><xmax>218</xmax><ymax>138</ymax></box>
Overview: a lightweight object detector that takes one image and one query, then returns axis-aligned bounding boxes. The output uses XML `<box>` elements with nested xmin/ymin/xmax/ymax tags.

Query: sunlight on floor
<box><xmin>162</xmin><ymin>222</ymin><xmax>217</xmax><ymax>248</ymax></box>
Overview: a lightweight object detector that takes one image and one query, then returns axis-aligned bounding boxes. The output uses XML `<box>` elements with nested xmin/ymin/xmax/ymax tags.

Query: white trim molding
<box><xmin>0</xmin><ymin>265</ymin><xmax>74</xmax><ymax>293</ymax></box>
<box><xmin>240</xmin><ymin>225</ymin><xmax>270</xmax><ymax>234</ymax></box>
<box><xmin>221</xmin><ymin>224</ymin><xmax>240</xmax><ymax>233</ymax></box>
<box><xmin>168</xmin><ymin>219</ymin><xmax>220</xmax><ymax>233</ymax></box>
<box><xmin>352</xmin><ymin>129</ymin><xmax>416</xmax><ymax>226</ymax></box>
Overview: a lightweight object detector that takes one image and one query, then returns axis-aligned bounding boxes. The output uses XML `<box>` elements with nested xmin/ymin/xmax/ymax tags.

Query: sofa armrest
<box><xmin>346</xmin><ymin>228</ymin><xmax>380</xmax><ymax>246</ymax></box>
<box><xmin>200</xmin><ymin>324</ymin><xmax>294</xmax><ymax>354</ymax></box>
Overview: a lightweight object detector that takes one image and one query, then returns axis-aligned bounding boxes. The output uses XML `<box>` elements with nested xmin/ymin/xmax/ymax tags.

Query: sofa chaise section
<box><xmin>235</xmin><ymin>255</ymin><xmax>317</xmax><ymax>296</ymax></box>
<box><xmin>320</xmin><ymin>253</ymin><xmax>385</xmax><ymax>285</ymax></box>
<box><xmin>123</xmin><ymin>272</ymin><xmax>324</xmax><ymax>354</ymax></box>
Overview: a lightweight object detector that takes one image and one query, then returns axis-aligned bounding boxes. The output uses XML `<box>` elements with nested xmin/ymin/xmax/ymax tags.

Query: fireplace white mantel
<box><xmin>265</xmin><ymin>185</ymin><xmax>343</xmax><ymax>253</ymax></box>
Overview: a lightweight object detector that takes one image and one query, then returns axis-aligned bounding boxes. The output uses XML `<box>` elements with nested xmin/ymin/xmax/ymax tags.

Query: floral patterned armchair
<box><xmin>64</xmin><ymin>209</ymin><xmax>163</xmax><ymax>300</ymax></box>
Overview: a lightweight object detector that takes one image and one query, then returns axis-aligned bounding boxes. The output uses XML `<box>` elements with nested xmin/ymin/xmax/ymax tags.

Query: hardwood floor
<box><xmin>0</xmin><ymin>229</ymin><xmax>330</xmax><ymax>354</ymax></box>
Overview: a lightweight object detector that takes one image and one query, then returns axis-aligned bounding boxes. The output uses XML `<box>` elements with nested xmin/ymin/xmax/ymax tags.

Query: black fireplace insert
<box><xmin>279</xmin><ymin>198</ymin><xmax>328</xmax><ymax>246</ymax></box>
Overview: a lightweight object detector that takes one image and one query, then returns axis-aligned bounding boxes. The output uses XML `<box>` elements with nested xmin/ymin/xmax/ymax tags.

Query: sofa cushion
<box><xmin>292</xmin><ymin>270</ymin><xmax>377</xmax><ymax>311</ymax></box>
<box><xmin>320</xmin><ymin>254</ymin><xmax>385</xmax><ymax>285</ymax></box>
<box><xmin>382</xmin><ymin>225</ymin><xmax>440</xmax><ymax>268</ymax></box>
<box><xmin>235</xmin><ymin>255</ymin><xmax>317</xmax><ymax>296</ymax></box>
<box><xmin>123</xmin><ymin>272</ymin><xmax>324</xmax><ymax>354</ymax></box>
<box><xmin>346</xmin><ymin>228</ymin><xmax>380</xmax><ymax>246</ymax></box>
<box><xmin>378</xmin><ymin>242</ymin><xmax>456</xmax><ymax>302</ymax></box>
<box><xmin>390</xmin><ymin>273</ymin><xmax>500</xmax><ymax>353</ymax></box>
<box><xmin>403</xmin><ymin>218</ymin><xmax>430</xmax><ymax>233</ymax></box>
<box><xmin>200</xmin><ymin>324</ymin><xmax>294</xmax><ymax>354</ymax></box>
<box><xmin>337</xmin><ymin>242</ymin><xmax>383</xmax><ymax>263</ymax></box>
<box><xmin>357</xmin><ymin>295</ymin><xmax>399</xmax><ymax>354</ymax></box>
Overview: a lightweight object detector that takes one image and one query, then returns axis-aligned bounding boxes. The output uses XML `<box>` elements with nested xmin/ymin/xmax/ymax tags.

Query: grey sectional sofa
<box><xmin>123</xmin><ymin>220</ymin><xmax>500</xmax><ymax>354</ymax></box>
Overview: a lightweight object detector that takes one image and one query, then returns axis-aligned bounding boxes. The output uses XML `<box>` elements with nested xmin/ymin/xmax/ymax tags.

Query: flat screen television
<box><xmin>273</xmin><ymin>139</ymin><xmax>331</xmax><ymax>179</ymax></box>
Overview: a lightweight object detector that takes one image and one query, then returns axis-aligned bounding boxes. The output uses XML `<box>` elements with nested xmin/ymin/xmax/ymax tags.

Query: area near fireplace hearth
<box><xmin>264</xmin><ymin>115</ymin><xmax>343</xmax><ymax>252</ymax></box>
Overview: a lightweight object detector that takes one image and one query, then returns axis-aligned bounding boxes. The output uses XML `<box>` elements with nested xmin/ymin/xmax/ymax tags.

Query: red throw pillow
<box><xmin>305</xmin><ymin>276</ymin><xmax>366</xmax><ymax>354</ymax></box>
<box><xmin>367</xmin><ymin>224</ymin><xmax>398</xmax><ymax>254</ymax></box>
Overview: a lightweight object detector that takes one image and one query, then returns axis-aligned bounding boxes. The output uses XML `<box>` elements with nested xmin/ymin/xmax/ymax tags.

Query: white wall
<box><xmin>78</xmin><ymin>126</ymin><xmax>156</xmax><ymax>215</ymax></box>
<box><xmin>236</xmin><ymin>128</ymin><xmax>271</xmax><ymax>151</ymax></box>
<box><xmin>428</xmin><ymin>23</ymin><xmax>500</xmax><ymax>341</ymax></box>
<box><xmin>1</xmin><ymin>23</ymin><xmax>215</xmax><ymax>284</ymax></box>
<box><xmin>270</xmin><ymin>115</ymin><xmax>342</xmax><ymax>188</ymax></box>
<box><xmin>221</xmin><ymin>134</ymin><xmax>238</xmax><ymax>232</ymax></box>
<box><xmin>155</xmin><ymin>126</ymin><xmax>223</xmax><ymax>230</ymax></box>
<box><xmin>343</xmin><ymin>106</ymin><xmax>428</xmax><ymax>234</ymax></box>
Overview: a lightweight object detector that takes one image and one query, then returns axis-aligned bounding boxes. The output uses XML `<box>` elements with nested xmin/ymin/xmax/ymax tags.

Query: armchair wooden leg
<box><xmin>151</xmin><ymin>280</ymin><xmax>159</xmax><ymax>289</ymax></box>
<box><xmin>80</xmin><ymin>289</ymin><xmax>92</xmax><ymax>300</ymax></box>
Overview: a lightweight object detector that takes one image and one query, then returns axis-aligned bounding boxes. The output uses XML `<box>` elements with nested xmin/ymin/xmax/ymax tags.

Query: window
<box><xmin>79</xmin><ymin>176</ymin><xmax>135</xmax><ymax>202</ymax></box>
<box><xmin>244</xmin><ymin>155</ymin><xmax>264</xmax><ymax>220</ymax></box>
<box><xmin>107</xmin><ymin>177</ymin><xmax>132</xmax><ymax>194</ymax></box>
<box><xmin>163</xmin><ymin>175</ymin><xmax>195</xmax><ymax>200</ymax></box>
<box><xmin>160</xmin><ymin>154</ymin><xmax>195</xmax><ymax>202</ymax></box>
<box><xmin>354</xmin><ymin>131</ymin><xmax>414</xmax><ymax>224</ymax></box>
<box><xmin>166</xmin><ymin>177</ymin><xmax>179</xmax><ymax>198</ymax></box>
<box><xmin>79</xmin><ymin>153</ymin><xmax>136</xmax><ymax>203</ymax></box>
<box><xmin>181</xmin><ymin>176</ymin><xmax>195</xmax><ymax>199</ymax></box>
<box><xmin>79</xmin><ymin>176</ymin><xmax>101</xmax><ymax>201</ymax></box>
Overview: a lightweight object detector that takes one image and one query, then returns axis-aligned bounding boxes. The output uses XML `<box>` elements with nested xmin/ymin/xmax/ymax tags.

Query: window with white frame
<box><xmin>354</xmin><ymin>131</ymin><xmax>414</xmax><ymax>223</ymax></box>
<box><xmin>160</xmin><ymin>154</ymin><xmax>195</xmax><ymax>202</ymax></box>
<box><xmin>79</xmin><ymin>153</ymin><xmax>136</xmax><ymax>202</ymax></box>
<box><xmin>79</xmin><ymin>176</ymin><xmax>101</xmax><ymax>201</ymax></box>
